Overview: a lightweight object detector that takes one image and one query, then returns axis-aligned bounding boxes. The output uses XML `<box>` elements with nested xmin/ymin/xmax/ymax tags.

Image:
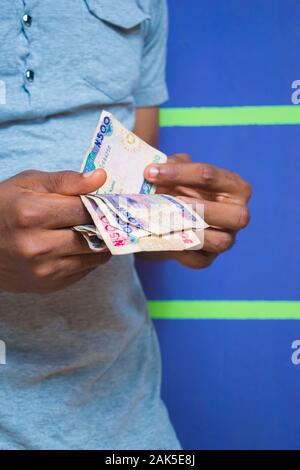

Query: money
<box><xmin>94</xmin><ymin>193</ymin><xmax>207</xmax><ymax>235</ymax></box>
<box><xmin>73</xmin><ymin>225</ymin><xmax>108</xmax><ymax>252</ymax></box>
<box><xmin>81</xmin><ymin>110</ymin><xmax>167</xmax><ymax>195</ymax></box>
<box><xmin>81</xmin><ymin>195</ymin><xmax>204</xmax><ymax>255</ymax></box>
<box><xmin>75</xmin><ymin>110</ymin><xmax>208</xmax><ymax>255</ymax></box>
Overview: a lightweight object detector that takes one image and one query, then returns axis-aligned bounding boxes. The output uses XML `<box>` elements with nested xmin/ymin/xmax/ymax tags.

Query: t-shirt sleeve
<box><xmin>133</xmin><ymin>0</ymin><xmax>169</xmax><ymax>107</ymax></box>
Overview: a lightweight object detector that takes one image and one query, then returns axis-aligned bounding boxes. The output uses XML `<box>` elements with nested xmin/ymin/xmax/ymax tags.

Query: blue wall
<box><xmin>137</xmin><ymin>0</ymin><xmax>300</xmax><ymax>449</ymax></box>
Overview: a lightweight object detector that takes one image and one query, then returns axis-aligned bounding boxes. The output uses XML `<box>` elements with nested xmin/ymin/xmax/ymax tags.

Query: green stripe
<box><xmin>159</xmin><ymin>106</ymin><xmax>300</xmax><ymax>127</ymax></box>
<box><xmin>148</xmin><ymin>301</ymin><xmax>300</xmax><ymax>320</ymax></box>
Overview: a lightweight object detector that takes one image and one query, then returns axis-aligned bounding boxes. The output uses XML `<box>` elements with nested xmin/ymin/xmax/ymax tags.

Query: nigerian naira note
<box><xmin>81</xmin><ymin>110</ymin><xmax>167</xmax><ymax>195</ymax></box>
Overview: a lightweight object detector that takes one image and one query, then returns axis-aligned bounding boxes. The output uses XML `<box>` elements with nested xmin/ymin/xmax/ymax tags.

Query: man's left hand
<box><xmin>144</xmin><ymin>154</ymin><xmax>252</xmax><ymax>269</ymax></box>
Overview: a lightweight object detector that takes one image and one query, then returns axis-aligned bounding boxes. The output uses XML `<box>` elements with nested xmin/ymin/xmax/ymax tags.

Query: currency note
<box><xmin>76</xmin><ymin>110</ymin><xmax>208</xmax><ymax>254</ymax></box>
<box><xmin>83</xmin><ymin>194</ymin><xmax>151</xmax><ymax>239</ymax></box>
<box><xmin>81</xmin><ymin>110</ymin><xmax>167</xmax><ymax>195</ymax></box>
<box><xmin>73</xmin><ymin>225</ymin><xmax>107</xmax><ymax>252</ymax></box>
<box><xmin>94</xmin><ymin>193</ymin><xmax>208</xmax><ymax>235</ymax></box>
<box><xmin>81</xmin><ymin>195</ymin><xmax>205</xmax><ymax>255</ymax></box>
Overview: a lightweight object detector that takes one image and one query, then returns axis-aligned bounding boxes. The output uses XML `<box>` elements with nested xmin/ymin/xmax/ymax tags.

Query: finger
<box><xmin>173</xmin><ymin>251</ymin><xmax>217</xmax><ymax>269</ymax></box>
<box><xmin>144</xmin><ymin>162</ymin><xmax>252</xmax><ymax>202</ymax></box>
<box><xmin>170</xmin><ymin>185</ymin><xmax>206</xmax><ymax>199</ymax></box>
<box><xmin>17</xmin><ymin>230</ymin><xmax>108</xmax><ymax>265</ymax></box>
<box><xmin>21</xmin><ymin>193</ymin><xmax>93</xmax><ymax>228</ymax></box>
<box><xmin>42</xmin><ymin>229</ymin><xmax>102</xmax><ymax>256</ymax></box>
<box><xmin>157</xmin><ymin>156</ymin><xmax>228</xmax><ymax>201</ymax></box>
<box><xmin>204</xmin><ymin>200</ymin><xmax>250</xmax><ymax>230</ymax></box>
<box><xmin>18</xmin><ymin>169</ymin><xmax>107</xmax><ymax>196</ymax></box>
<box><xmin>202</xmin><ymin>228</ymin><xmax>235</xmax><ymax>254</ymax></box>
<box><xmin>179</xmin><ymin>197</ymin><xmax>250</xmax><ymax>231</ymax></box>
<box><xmin>155</xmin><ymin>155</ymin><xmax>192</xmax><ymax>195</ymax></box>
<box><xmin>45</xmin><ymin>169</ymin><xmax>107</xmax><ymax>195</ymax></box>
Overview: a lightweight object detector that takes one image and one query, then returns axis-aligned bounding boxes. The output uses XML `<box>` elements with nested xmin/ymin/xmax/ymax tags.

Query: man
<box><xmin>0</xmin><ymin>0</ymin><xmax>251</xmax><ymax>449</ymax></box>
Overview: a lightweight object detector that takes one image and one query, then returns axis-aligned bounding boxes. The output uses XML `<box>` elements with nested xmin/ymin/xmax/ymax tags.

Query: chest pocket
<box><xmin>82</xmin><ymin>0</ymin><xmax>150</xmax><ymax>102</ymax></box>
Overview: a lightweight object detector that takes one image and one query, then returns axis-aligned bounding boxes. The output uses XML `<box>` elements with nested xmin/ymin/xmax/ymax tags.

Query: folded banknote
<box><xmin>75</xmin><ymin>110</ymin><xmax>207</xmax><ymax>255</ymax></box>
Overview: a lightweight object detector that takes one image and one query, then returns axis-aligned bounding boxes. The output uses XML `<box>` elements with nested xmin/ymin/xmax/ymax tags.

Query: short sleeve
<box><xmin>133</xmin><ymin>0</ymin><xmax>169</xmax><ymax>107</ymax></box>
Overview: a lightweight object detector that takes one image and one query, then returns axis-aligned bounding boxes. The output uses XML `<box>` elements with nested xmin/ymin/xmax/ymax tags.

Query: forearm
<box><xmin>133</xmin><ymin>107</ymin><xmax>159</xmax><ymax>148</ymax></box>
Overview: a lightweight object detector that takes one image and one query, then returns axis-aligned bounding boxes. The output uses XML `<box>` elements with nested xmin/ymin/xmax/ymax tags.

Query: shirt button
<box><xmin>25</xmin><ymin>70</ymin><xmax>34</xmax><ymax>82</ymax></box>
<box><xmin>23</xmin><ymin>14</ymin><xmax>32</xmax><ymax>27</ymax></box>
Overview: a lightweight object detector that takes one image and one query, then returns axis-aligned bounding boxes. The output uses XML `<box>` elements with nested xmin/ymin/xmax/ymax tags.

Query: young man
<box><xmin>0</xmin><ymin>0</ymin><xmax>251</xmax><ymax>449</ymax></box>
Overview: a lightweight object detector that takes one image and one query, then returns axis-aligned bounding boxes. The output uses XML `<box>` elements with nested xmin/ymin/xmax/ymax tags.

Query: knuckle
<box><xmin>237</xmin><ymin>206</ymin><xmax>250</xmax><ymax>229</ymax></box>
<box><xmin>52</xmin><ymin>171</ymin><xmax>66</xmax><ymax>190</ymax></box>
<box><xmin>166</xmin><ymin>164</ymin><xmax>180</xmax><ymax>181</ymax></box>
<box><xmin>198</xmin><ymin>163</ymin><xmax>216</xmax><ymax>184</ymax></box>
<box><xmin>214</xmin><ymin>233</ymin><xmax>234</xmax><ymax>253</ymax></box>
<box><xmin>14</xmin><ymin>197</ymin><xmax>38</xmax><ymax>228</ymax></box>
<box><xmin>18</xmin><ymin>169</ymin><xmax>39</xmax><ymax>179</ymax></box>
<box><xmin>33</xmin><ymin>263</ymin><xmax>55</xmax><ymax>280</ymax></box>
<box><xmin>15</xmin><ymin>236</ymin><xmax>39</xmax><ymax>260</ymax></box>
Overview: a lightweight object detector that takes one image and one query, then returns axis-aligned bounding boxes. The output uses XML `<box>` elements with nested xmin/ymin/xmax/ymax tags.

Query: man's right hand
<box><xmin>0</xmin><ymin>169</ymin><xmax>110</xmax><ymax>294</ymax></box>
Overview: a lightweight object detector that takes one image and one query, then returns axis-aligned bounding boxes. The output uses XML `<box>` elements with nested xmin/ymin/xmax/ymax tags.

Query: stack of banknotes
<box><xmin>74</xmin><ymin>111</ymin><xmax>207</xmax><ymax>255</ymax></box>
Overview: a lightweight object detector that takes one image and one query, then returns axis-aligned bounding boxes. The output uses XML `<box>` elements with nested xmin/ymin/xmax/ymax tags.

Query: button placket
<box><xmin>21</xmin><ymin>8</ymin><xmax>34</xmax><ymax>89</ymax></box>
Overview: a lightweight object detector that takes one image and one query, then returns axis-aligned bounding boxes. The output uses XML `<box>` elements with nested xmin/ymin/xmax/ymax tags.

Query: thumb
<box><xmin>43</xmin><ymin>169</ymin><xmax>107</xmax><ymax>195</ymax></box>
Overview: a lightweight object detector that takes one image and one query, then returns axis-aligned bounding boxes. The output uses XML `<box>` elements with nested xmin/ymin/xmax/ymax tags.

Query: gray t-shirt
<box><xmin>0</xmin><ymin>0</ymin><xmax>180</xmax><ymax>449</ymax></box>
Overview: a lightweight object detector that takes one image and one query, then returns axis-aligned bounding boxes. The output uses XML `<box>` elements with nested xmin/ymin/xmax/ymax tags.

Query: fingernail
<box><xmin>148</xmin><ymin>166</ymin><xmax>160</xmax><ymax>178</ymax></box>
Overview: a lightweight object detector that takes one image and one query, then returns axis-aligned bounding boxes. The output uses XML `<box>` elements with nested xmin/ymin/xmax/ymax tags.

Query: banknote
<box><xmin>83</xmin><ymin>195</ymin><xmax>151</xmax><ymax>239</ymax></box>
<box><xmin>73</xmin><ymin>225</ymin><xmax>107</xmax><ymax>252</ymax></box>
<box><xmin>81</xmin><ymin>110</ymin><xmax>167</xmax><ymax>195</ymax></box>
<box><xmin>82</xmin><ymin>193</ymin><xmax>206</xmax><ymax>241</ymax></box>
<box><xmin>79</xmin><ymin>233</ymin><xmax>107</xmax><ymax>252</ymax></box>
<box><xmin>92</xmin><ymin>193</ymin><xmax>208</xmax><ymax>235</ymax></box>
<box><xmin>81</xmin><ymin>197</ymin><xmax>141</xmax><ymax>255</ymax></box>
<box><xmin>73</xmin><ymin>224</ymin><xmax>98</xmax><ymax>236</ymax></box>
<box><xmin>81</xmin><ymin>196</ymin><xmax>203</xmax><ymax>255</ymax></box>
<box><xmin>75</xmin><ymin>110</ymin><xmax>208</xmax><ymax>255</ymax></box>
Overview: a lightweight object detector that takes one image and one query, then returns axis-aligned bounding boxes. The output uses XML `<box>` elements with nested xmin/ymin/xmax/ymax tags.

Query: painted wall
<box><xmin>137</xmin><ymin>0</ymin><xmax>300</xmax><ymax>450</ymax></box>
